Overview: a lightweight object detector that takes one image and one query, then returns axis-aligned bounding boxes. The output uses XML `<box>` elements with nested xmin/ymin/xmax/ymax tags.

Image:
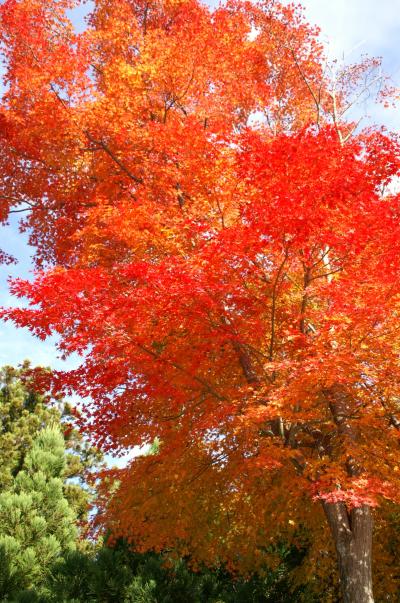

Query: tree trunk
<box><xmin>323</xmin><ymin>501</ymin><xmax>374</xmax><ymax>603</ymax></box>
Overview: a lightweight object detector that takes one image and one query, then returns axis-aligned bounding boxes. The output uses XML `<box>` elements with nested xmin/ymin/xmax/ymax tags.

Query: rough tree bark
<box><xmin>323</xmin><ymin>502</ymin><xmax>374</xmax><ymax>603</ymax></box>
<box><xmin>322</xmin><ymin>385</ymin><xmax>374</xmax><ymax>603</ymax></box>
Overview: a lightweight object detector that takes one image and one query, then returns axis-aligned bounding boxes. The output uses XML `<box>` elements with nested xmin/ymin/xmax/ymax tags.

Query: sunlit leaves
<box><xmin>1</xmin><ymin>0</ymin><xmax>400</xmax><ymax>583</ymax></box>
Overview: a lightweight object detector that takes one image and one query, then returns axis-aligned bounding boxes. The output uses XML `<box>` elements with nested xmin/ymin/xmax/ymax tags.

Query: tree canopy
<box><xmin>0</xmin><ymin>1</ymin><xmax>400</xmax><ymax>601</ymax></box>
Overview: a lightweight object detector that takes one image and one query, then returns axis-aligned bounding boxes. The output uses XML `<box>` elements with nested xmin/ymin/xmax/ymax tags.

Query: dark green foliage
<box><xmin>39</xmin><ymin>539</ymin><xmax>313</xmax><ymax>603</ymax></box>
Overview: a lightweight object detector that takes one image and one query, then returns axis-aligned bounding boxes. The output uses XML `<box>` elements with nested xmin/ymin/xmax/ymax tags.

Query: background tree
<box><xmin>0</xmin><ymin>364</ymin><xmax>60</xmax><ymax>491</ymax></box>
<box><xmin>44</xmin><ymin>539</ymin><xmax>317</xmax><ymax>603</ymax></box>
<box><xmin>0</xmin><ymin>365</ymin><xmax>101</xmax><ymax>600</ymax></box>
<box><xmin>0</xmin><ymin>427</ymin><xmax>77</xmax><ymax>600</ymax></box>
<box><xmin>0</xmin><ymin>364</ymin><xmax>101</xmax><ymax>523</ymax></box>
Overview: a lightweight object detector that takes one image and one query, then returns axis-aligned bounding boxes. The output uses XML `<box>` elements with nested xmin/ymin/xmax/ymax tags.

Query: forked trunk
<box><xmin>323</xmin><ymin>501</ymin><xmax>374</xmax><ymax>603</ymax></box>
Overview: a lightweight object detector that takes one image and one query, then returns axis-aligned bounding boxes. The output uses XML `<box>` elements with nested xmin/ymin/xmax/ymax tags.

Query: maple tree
<box><xmin>0</xmin><ymin>0</ymin><xmax>400</xmax><ymax>601</ymax></box>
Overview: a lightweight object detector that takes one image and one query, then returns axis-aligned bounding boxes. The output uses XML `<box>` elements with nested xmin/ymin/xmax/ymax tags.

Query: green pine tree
<box><xmin>0</xmin><ymin>365</ymin><xmax>102</xmax><ymax>601</ymax></box>
<box><xmin>0</xmin><ymin>364</ymin><xmax>101</xmax><ymax>525</ymax></box>
<box><xmin>46</xmin><ymin>539</ymin><xmax>315</xmax><ymax>603</ymax></box>
<box><xmin>0</xmin><ymin>427</ymin><xmax>77</xmax><ymax>600</ymax></box>
<box><xmin>0</xmin><ymin>365</ymin><xmax>60</xmax><ymax>491</ymax></box>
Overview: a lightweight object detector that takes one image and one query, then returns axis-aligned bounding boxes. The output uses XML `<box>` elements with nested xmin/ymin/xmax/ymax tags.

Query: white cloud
<box><xmin>300</xmin><ymin>0</ymin><xmax>400</xmax><ymax>61</ymax></box>
<box><xmin>281</xmin><ymin>0</ymin><xmax>399</xmax><ymax>131</ymax></box>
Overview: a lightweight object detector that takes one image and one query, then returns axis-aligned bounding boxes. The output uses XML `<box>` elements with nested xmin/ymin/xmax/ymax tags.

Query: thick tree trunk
<box><xmin>321</xmin><ymin>385</ymin><xmax>374</xmax><ymax>601</ymax></box>
<box><xmin>323</xmin><ymin>501</ymin><xmax>374</xmax><ymax>603</ymax></box>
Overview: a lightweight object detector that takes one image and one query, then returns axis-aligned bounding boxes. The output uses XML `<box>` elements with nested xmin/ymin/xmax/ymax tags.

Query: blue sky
<box><xmin>0</xmin><ymin>0</ymin><xmax>399</xmax><ymax>372</ymax></box>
